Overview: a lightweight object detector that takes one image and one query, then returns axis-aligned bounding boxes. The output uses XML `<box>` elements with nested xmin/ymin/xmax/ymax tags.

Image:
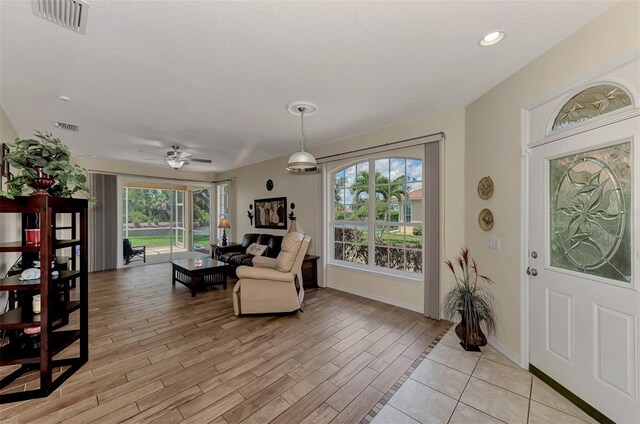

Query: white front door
<box><xmin>529</xmin><ymin>117</ymin><xmax>639</xmax><ymax>423</ymax></box>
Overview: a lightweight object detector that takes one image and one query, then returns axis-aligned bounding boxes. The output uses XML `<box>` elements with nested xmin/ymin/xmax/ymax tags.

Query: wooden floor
<box><xmin>0</xmin><ymin>263</ymin><xmax>449</xmax><ymax>423</ymax></box>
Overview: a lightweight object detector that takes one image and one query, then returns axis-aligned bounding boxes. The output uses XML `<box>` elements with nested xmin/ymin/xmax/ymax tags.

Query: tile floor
<box><xmin>370</xmin><ymin>328</ymin><xmax>597</xmax><ymax>424</ymax></box>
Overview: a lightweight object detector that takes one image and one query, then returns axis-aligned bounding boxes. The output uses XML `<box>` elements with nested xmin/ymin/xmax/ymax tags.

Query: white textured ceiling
<box><xmin>0</xmin><ymin>0</ymin><xmax>615</xmax><ymax>172</ymax></box>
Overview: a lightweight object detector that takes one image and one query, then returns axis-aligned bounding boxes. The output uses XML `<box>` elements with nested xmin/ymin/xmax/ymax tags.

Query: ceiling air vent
<box><xmin>54</xmin><ymin>121</ymin><xmax>79</xmax><ymax>132</ymax></box>
<box><xmin>31</xmin><ymin>0</ymin><xmax>89</xmax><ymax>35</ymax></box>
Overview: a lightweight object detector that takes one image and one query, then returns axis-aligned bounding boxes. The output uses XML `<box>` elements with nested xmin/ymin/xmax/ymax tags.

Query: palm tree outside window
<box><xmin>332</xmin><ymin>158</ymin><xmax>423</xmax><ymax>274</ymax></box>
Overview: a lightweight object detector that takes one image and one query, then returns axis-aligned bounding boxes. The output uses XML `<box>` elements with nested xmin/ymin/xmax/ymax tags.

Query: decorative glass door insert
<box><xmin>549</xmin><ymin>141</ymin><xmax>632</xmax><ymax>284</ymax></box>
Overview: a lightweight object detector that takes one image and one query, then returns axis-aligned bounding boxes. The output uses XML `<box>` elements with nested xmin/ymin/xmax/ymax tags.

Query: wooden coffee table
<box><xmin>171</xmin><ymin>257</ymin><xmax>228</xmax><ymax>297</ymax></box>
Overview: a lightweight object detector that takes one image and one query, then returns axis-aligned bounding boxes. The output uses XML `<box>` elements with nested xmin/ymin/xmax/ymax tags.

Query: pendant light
<box><xmin>286</xmin><ymin>102</ymin><xmax>319</xmax><ymax>174</ymax></box>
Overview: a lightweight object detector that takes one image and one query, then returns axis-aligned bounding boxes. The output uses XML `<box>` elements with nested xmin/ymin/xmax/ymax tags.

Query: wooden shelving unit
<box><xmin>0</xmin><ymin>196</ymin><xmax>88</xmax><ymax>403</ymax></box>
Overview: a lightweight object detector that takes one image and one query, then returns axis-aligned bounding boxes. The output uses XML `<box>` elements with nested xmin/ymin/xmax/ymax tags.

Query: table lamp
<box><xmin>218</xmin><ymin>217</ymin><xmax>231</xmax><ymax>246</ymax></box>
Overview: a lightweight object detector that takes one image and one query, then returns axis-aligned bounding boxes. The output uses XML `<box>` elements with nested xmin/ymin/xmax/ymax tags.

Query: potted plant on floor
<box><xmin>0</xmin><ymin>131</ymin><xmax>91</xmax><ymax>199</ymax></box>
<box><xmin>443</xmin><ymin>248</ymin><xmax>497</xmax><ymax>351</ymax></box>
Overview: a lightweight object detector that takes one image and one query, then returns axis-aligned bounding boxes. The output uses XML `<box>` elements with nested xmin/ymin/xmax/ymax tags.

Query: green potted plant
<box><xmin>0</xmin><ymin>131</ymin><xmax>90</xmax><ymax>199</ymax></box>
<box><xmin>443</xmin><ymin>248</ymin><xmax>497</xmax><ymax>351</ymax></box>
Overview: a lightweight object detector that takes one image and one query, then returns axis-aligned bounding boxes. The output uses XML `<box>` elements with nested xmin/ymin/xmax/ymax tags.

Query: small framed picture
<box><xmin>1</xmin><ymin>143</ymin><xmax>9</xmax><ymax>179</ymax></box>
<box><xmin>254</xmin><ymin>197</ymin><xmax>287</xmax><ymax>229</ymax></box>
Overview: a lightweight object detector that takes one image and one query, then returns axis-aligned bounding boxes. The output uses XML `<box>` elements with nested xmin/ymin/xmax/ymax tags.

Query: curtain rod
<box><xmin>87</xmin><ymin>170</ymin><xmax>236</xmax><ymax>185</ymax></box>
<box><xmin>87</xmin><ymin>170</ymin><xmax>210</xmax><ymax>183</ymax></box>
<box><xmin>315</xmin><ymin>131</ymin><xmax>445</xmax><ymax>163</ymax></box>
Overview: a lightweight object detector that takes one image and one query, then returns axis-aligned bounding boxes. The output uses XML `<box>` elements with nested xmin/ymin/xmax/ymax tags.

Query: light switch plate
<box><xmin>488</xmin><ymin>238</ymin><xmax>501</xmax><ymax>250</ymax></box>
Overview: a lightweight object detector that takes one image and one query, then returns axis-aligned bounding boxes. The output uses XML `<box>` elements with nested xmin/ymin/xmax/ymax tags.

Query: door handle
<box><xmin>526</xmin><ymin>267</ymin><xmax>538</xmax><ymax>277</ymax></box>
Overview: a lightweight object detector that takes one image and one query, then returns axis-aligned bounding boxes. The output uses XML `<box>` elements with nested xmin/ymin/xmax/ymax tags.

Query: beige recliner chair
<box><xmin>233</xmin><ymin>228</ymin><xmax>311</xmax><ymax>315</ymax></box>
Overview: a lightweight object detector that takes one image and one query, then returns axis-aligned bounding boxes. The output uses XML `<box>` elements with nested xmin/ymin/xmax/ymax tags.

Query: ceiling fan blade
<box><xmin>142</xmin><ymin>157</ymin><xmax>164</xmax><ymax>161</ymax></box>
<box><xmin>139</xmin><ymin>149</ymin><xmax>163</xmax><ymax>157</ymax></box>
<box><xmin>191</xmin><ymin>158</ymin><xmax>212</xmax><ymax>163</ymax></box>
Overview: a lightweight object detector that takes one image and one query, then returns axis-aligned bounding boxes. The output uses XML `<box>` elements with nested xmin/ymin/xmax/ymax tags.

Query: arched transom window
<box><xmin>332</xmin><ymin>157</ymin><xmax>423</xmax><ymax>275</ymax></box>
<box><xmin>552</xmin><ymin>84</ymin><xmax>632</xmax><ymax>132</ymax></box>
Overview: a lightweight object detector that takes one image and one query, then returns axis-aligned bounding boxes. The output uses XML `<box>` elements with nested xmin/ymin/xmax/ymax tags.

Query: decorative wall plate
<box><xmin>477</xmin><ymin>176</ymin><xmax>494</xmax><ymax>200</ymax></box>
<box><xmin>478</xmin><ymin>208</ymin><xmax>494</xmax><ymax>231</ymax></box>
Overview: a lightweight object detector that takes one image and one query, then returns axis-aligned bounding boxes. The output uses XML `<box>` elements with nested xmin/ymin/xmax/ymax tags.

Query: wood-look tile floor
<box><xmin>0</xmin><ymin>263</ymin><xmax>449</xmax><ymax>423</ymax></box>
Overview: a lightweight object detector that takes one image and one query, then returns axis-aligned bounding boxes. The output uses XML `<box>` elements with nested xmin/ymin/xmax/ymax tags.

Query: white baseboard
<box><xmin>488</xmin><ymin>336</ymin><xmax>526</xmax><ymax>369</ymax></box>
<box><xmin>326</xmin><ymin>282</ymin><xmax>423</xmax><ymax>313</ymax></box>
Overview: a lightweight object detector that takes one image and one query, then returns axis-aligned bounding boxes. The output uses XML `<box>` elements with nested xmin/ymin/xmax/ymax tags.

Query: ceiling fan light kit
<box><xmin>141</xmin><ymin>144</ymin><xmax>212</xmax><ymax>170</ymax></box>
<box><xmin>286</xmin><ymin>101</ymin><xmax>319</xmax><ymax>174</ymax></box>
<box><xmin>166</xmin><ymin>157</ymin><xmax>186</xmax><ymax>169</ymax></box>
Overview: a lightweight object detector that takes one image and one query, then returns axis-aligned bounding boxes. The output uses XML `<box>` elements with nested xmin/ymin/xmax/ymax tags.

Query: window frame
<box><xmin>216</xmin><ymin>182</ymin><xmax>230</xmax><ymax>241</ymax></box>
<box><xmin>330</xmin><ymin>157</ymin><xmax>424</xmax><ymax>280</ymax></box>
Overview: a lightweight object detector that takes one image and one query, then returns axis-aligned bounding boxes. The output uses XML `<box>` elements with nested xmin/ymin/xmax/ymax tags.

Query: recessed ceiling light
<box><xmin>479</xmin><ymin>31</ymin><xmax>505</xmax><ymax>47</ymax></box>
<box><xmin>59</xmin><ymin>95</ymin><xmax>71</xmax><ymax>102</ymax></box>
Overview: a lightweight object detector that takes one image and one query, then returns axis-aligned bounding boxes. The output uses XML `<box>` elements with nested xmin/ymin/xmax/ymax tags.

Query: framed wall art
<box><xmin>1</xmin><ymin>143</ymin><xmax>10</xmax><ymax>187</ymax></box>
<box><xmin>1</xmin><ymin>143</ymin><xmax>9</xmax><ymax>178</ymax></box>
<box><xmin>254</xmin><ymin>197</ymin><xmax>287</xmax><ymax>229</ymax></box>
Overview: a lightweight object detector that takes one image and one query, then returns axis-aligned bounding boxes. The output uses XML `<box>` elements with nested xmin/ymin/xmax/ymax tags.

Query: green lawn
<box><xmin>355</xmin><ymin>228</ymin><xmax>422</xmax><ymax>248</ymax></box>
<box><xmin>127</xmin><ymin>234</ymin><xmax>210</xmax><ymax>247</ymax></box>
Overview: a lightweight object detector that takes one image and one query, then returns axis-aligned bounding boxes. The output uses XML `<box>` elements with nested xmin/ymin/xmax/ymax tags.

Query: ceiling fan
<box><xmin>141</xmin><ymin>145</ymin><xmax>212</xmax><ymax>170</ymax></box>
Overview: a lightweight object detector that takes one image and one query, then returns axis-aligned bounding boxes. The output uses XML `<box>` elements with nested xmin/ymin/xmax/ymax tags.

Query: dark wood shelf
<box><xmin>0</xmin><ymin>196</ymin><xmax>88</xmax><ymax>402</ymax></box>
<box><xmin>0</xmin><ymin>196</ymin><xmax>88</xmax><ymax>213</ymax></box>
<box><xmin>0</xmin><ymin>241</ymin><xmax>41</xmax><ymax>253</ymax></box>
<box><xmin>0</xmin><ymin>330</ymin><xmax>80</xmax><ymax>366</ymax></box>
<box><xmin>0</xmin><ymin>239</ymin><xmax>80</xmax><ymax>252</ymax></box>
<box><xmin>54</xmin><ymin>239</ymin><xmax>81</xmax><ymax>249</ymax></box>
<box><xmin>6</xmin><ymin>256</ymin><xmax>70</xmax><ymax>277</ymax></box>
<box><xmin>0</xmin><ymin>301</ymin><xmax>81</xmax><ymax>330</ymax></box>
<box><xmin>0</xmin><ymin>270</ymin><xmax>81</xmax><ymax>292</ymax></box>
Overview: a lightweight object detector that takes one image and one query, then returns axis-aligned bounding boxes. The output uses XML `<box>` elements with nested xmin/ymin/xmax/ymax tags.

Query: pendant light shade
<box><xmin>286</xmin><ymin>150</ymin><xmax>318</xmax><ymax>173</ymax></box>
<box><xmin>286</xmin><ymin>102</ymin><xmax>319</xmax><ymax>174</ymax></box>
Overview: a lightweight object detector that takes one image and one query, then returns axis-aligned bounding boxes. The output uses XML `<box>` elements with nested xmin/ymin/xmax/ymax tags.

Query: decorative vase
<box><xmin>455</xmin><ymin>313</ymin><xmax>487</xmax><ymax>352</ymax></box>
<box><xmin>28</xmin><ymin>167</ymin><xmax>55</xmax><ymax>196</ymax></box>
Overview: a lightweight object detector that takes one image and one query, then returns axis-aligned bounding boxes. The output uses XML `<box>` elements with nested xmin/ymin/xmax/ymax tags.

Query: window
<box><xmin>216</xmin><ymin>182</ymin><xmax>229</xmax><ymax>240</ymax></box>
<box><xmin>552</xmin><ymin>84</ymin><xmax>632</xmax><ymax>132</ymax></box>
<box><xmin>404</xmin><ymin>203</ymin><xmax>412</xmax><ymax>222</ymax></box>
<box><xmin>332</xmin><ymin>157</ymin><xmax>423</xmax><ymax>275</ymax></box>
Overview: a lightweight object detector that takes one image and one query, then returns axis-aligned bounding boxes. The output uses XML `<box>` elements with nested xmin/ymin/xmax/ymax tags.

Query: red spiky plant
<box><xmin>443</xmin><ymin>248</ymin><xmax>497</xmax><ymax>350</ymax></box>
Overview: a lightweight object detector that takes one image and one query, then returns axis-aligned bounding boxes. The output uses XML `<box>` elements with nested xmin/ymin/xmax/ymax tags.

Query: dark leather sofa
<box><xmin>216</xmin><ymin>233</ymin><xmax>283</xmax><ymax>274</ymax></box>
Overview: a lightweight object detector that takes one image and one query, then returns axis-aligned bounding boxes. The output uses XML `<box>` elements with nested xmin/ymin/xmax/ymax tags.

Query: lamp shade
<box><xmin>218</xmin><ymin>217</ymin><xmax>231</xmax><ymax>229</ymax></box>
<box><xmin>286</xmin><ymin>150</ymin><xmax>319</xmax><ymax>173</ymax></box>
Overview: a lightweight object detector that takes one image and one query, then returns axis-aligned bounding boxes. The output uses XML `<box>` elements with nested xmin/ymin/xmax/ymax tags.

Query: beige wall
<box><xmin>0</xmin><ymin>105</ymin><xmax>20</xmax><ymax>276</ymax></box>
<box><xmin>464</xmin><ymin>1</ymin><xmax>640</xmax><ymax>358</ymax></box>
<box><xmin>72</xmin><ymin>156</ymin><xmax>214</xmax><ymax>182</ymax></box>
<box><xmin>216</xmin><ymin>155</ymin><xmax>320</xmax><ymax>252</ymax></box>
<box><xmin>218</xmin><ymin>107</ymin><xmax>466</xmax><ymax>312</ymax></box>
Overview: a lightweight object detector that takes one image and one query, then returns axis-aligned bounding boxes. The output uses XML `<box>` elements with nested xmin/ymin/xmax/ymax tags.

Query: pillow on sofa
<box><xmin>246</xmin><ymin>243</ymin><xmax>268</xmax><ymax>256</ymax></box>
<box><xmin>276</xmin><ymin>232</ymin><xmax>304</xmax><ymax>272</ymax></box>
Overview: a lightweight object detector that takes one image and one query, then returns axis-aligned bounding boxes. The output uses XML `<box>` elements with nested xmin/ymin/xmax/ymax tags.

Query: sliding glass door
<box><xmin>192</xmin><ymin>188</ymin><xmax>211</xmax><ymax>254</ymax></box>
<box><xmin>122</xmin><ymin>181</ymin><xmax>213</xmax><ymax>266</ymax></box>
<box><xmin>122</xmin><ymin>187</ymin><xmax>173</xmax><ymax>264</ymax></box>
<box><xmin>173</xmin><ymin>190</ymin><xmax>185</xmax><ymax>250</ymax></box>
